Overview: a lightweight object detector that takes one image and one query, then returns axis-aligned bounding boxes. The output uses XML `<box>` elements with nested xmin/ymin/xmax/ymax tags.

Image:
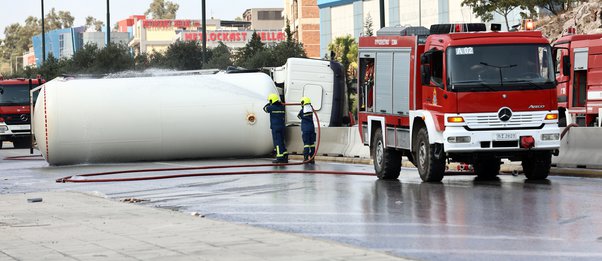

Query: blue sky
<box><xmin>0</xmin><ymin>0</ymin><xmax>284</xmax><ymax>38</ymax></box>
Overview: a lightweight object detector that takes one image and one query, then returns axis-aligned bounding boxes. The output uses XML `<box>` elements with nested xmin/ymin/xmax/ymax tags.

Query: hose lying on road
<box><xmin>56</xmin><ymin>103</ymin><xmax>375</xmax><ymax>183</ymax></box>
<box><xmin>4</xmin><ymin>155</ymin><xmax>44</xmax><ymax>161</ymax></box>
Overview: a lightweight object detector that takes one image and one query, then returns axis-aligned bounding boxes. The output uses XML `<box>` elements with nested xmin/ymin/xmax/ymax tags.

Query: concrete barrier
<box><xmin>285</xmin><ymin>126</ymin><xmax>370</xmax><ymax>158</ymax></box>
<box><xmin>553</xmin><ymin>127</ymin><xmax>602</xmax><ymax>169</ymax></box>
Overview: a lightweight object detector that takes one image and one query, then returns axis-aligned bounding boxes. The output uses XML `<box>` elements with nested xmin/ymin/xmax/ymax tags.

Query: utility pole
<box><xmin>202</xmin><ymin>0</ymin><xmax>207</xmax><ymax>65</ymax></box>
<box><xmin>41</xmin><ymin>0</ymin><xmax>46</xmax><ymax>63</ymax></box>
<box><xmin>379</xmin><ymin>0</ymin><xmax>385</xmax><ymax>28</ymax></box>
<box><xmin>106</xmin><ymin>0</ymin><xmax>111</xmax><ymax>46</ymax></box>
<box><xmin>418</xmin><ymin>0</ymin><xmax>422</xmax><ymax>26</ymax></box>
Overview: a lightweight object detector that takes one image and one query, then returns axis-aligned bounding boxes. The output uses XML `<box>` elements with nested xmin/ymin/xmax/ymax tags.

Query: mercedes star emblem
<box><xmin>498</xmin><ymin>107</ymin><xmax>512</xmax><ymax>122</ymax></box>
<box><xmin>20</xmin><ymin>114</ymin><xmax>29</xmax><ymax>122</ymax></box>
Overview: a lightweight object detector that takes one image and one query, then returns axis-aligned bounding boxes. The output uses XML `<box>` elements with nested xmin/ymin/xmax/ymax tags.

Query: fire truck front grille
<box><xmin>463</xmin><ymin>112</ymin><xmax>546</xmax><ymax>129</ymax></box>
<box><xmin>1</xmin><ymin>114</ymin><xmax>31</xmax><ymax>125</ymax></box>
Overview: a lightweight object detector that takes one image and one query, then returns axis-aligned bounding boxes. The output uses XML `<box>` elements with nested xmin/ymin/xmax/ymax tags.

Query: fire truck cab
<box><xmin>0</xmin><ymin>78</ymin><xmax>42</xmax><ymax>149</ymax></box>
<box><xmin>358</xmin><ymin>23</ymin><xmax>560</xmax><ymax>182</ymax></box>
<box><xmin>552</xmin><ymin>32</ymin><xmax>602</xmax><ymax>127</ymax></box>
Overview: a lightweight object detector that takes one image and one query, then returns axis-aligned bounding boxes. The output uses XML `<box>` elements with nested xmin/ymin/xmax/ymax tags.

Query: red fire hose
<box><xmin>56</xmin><ymin>103</ymin><xmax>375</xmax><ymax>183</ymax></box>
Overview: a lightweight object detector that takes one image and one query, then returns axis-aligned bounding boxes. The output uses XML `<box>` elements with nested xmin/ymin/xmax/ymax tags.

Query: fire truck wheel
<box><xmin>12</xmin><ymin>138</ymin><xmax>30</xmax><ymax>149</ymax></box>
<box><xmin>522</xmin><ymin>151</ymin><xmax>551</xmax><ymax>180</ymax></box>
<box><xmin>372</xmin><ymin>128</ymin><xmax>401</xmax><ymax>180</ymax></box>
<box><xmin>415</xmin><ymin>128</ymin><xmax>445</xmax><ymax>182</ymax></box>
<box><xmin>473</xmin><ymin>158</ymin><xmax>500</xmax><ymax>179</ymax></box>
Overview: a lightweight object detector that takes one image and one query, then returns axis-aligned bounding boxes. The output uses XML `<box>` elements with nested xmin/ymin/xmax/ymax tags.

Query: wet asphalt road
<box><xmin>2</xmin><ymin>147</ymin><xmax>602</xmax><ymax>261</ymax></box>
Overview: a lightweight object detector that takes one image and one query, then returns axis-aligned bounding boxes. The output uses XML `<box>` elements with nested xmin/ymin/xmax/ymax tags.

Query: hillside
<box><xmin>539</xmin><ymin>1</ymin><xmax>602</xmax><ymax>42</ymax></box>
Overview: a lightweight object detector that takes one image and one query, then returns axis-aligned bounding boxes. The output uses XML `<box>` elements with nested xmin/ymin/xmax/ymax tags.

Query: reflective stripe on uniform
<box><xmin>276</xmin><ymin>146</ymin><xmax>288</xmax><ymax>157</ymax></box>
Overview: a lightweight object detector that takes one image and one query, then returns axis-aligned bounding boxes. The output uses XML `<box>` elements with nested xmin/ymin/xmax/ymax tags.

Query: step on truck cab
<box><xmin>0</xmin><ymin>78</ymin><xmax>42</xmax><ymax>149</ymax></box>
<box><xmin>357</xmin><ymin>23</ymin><xmax>560</xmax><ymax>182</ymax></box>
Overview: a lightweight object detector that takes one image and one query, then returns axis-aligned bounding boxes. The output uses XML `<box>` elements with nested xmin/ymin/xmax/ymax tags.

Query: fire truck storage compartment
<box><xmin>362</xmin><ymin>49</ymin><xmax>411</xmax><ymax>115</ymax></box>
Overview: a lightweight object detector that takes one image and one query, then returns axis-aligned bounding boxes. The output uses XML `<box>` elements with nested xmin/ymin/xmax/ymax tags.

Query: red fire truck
<box><xmin>357</xmin><ymin>23</ymin><xmax>560</xmax><ymax>182</ymax></box>
<box><xmin>0</xmin><ymin>78</ymin><xmax>42</xmax><ymax>149</ymax></box>
<box><xmin>552</xmin><ymin>31</ymin><xmax>602</xmax><ymax>127</ymax></box>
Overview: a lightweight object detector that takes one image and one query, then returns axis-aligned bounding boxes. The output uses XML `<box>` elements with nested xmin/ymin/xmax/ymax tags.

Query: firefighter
<box><xmin>263</xmin><ymin>93</ymin><xmax>288</xmax><ymax>163</ymax></box>
<box><xmin>297</xmin><ymin>97</ymin><xmax>316</xmax><ymax>163</ymax></box>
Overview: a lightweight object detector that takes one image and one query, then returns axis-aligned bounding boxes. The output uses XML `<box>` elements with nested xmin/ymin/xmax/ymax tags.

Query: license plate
<box><xmin>495</xmin><ymin>133</ymin><xmax>517</xmax><ymax>141</ymax></box>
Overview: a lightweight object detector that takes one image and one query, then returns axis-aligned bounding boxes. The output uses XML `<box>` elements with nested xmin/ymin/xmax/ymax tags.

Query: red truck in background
<box><xmin>0</xmin><ymin>78</ymin><xmax>43</xmax><ymax>149</ymax></box>
<box><xmin>552</xmin><ymin>31</ymin><xmax>602</xmax><ymax>127</ymax></box>
<box><xmin>358</xmin><ymin>23</ymin><xmax>560</xmax><ymax>182</ymax></box>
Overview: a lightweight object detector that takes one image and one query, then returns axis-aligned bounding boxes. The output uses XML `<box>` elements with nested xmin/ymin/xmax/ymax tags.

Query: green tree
<box><xmin>91</xmin><ymin>43</ymin><xmax>134</xmax><ymax>73</ymax></box>
<box><xmin>68</xmin><ymin>43</ymin><xmax>99</xmax><ymax>73</ymax></box>
<box><xmin>204</xmin><ymin>42</ymin><xmax>233</xmax><ymax>69</ymax></box>
<box><xmin>44</xmin><ymin>8</ymin><xmax>74</xmax><ymax>30</ymax></box>
<box><xmin>85</xmin><ymin>16</ymin><xmax>105</xmax><ymax>32</ymax></box>
<box><xmin>364</xmin><ymin>13</ymin><xmax>374</xmax><ymax>36</ymax></box>
<box><xmin>461</xmin><ymin>0</ymin><xmax>522</xmax><ymax>30</ymax></box>
<box><xmin>145</xmin><ymin>0</ymin><xmax>180</xmax><ymax>19</ymax></box>
<box><xmin>37</xmin><ymin>53</ymin><xmax>66</xmax><ymax>80</ymax></box>
<box><xmin>235</xmin><ymin>31</ymin><xmax>265</xmax><ymax>68</ymax></box>
<box><xmin>328</xmin><ymin>35</ymin><xmax>358</xmax><ymax>121</ymax></box>
<box><xmin>269</xmin><ymin>20</ymin><xmax>307</xmax><ymax>66</ymax></box>
<box><xmin>164</xmin><ymin>40</ymin><xmax>203</xmax><ymax>70</ymax></box>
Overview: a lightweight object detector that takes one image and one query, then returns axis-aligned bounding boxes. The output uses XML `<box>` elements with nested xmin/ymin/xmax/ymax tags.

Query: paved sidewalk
<box><xmin>0</xmin><ymin>191</ymin><xmax>409</xmax><ymax>261</ymax></box>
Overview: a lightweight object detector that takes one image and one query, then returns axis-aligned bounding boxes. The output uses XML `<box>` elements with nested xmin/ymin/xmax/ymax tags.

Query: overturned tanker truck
<box><xmin>32</xmin><ymin>71</ymin><xmax>278</xmax><ymax>165</ymax></box>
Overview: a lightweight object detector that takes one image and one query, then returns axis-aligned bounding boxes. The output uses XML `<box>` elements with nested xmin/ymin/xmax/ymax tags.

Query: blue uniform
<box><xmin>264</xmin><ymin>102</ymin><xmax>287</xmax><ymax>162</ymax></box>
<box><xmin>297</xmin><ymin>104</ymin><xmax>316</xmax><ymax>161</ymax></box>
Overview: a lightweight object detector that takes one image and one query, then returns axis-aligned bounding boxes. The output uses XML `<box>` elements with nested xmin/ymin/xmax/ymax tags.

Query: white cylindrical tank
<box><xmin>33</xmin><ymin>72</ymin><xmax>277</xmax><ymax>165</ymax></box>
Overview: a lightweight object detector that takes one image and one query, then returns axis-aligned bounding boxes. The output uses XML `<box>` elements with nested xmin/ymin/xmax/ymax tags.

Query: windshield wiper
<box><xmin>452</xmin><ymin>80</ymin><xmax>498</xmax><ymax>92</ymax></box>
<box><xmin>480</xmin><ymin>62</ymin><xmax>517</xmax><ymax>87</ymax></box>
<box><xmin>504</xmin><ymin>79</ymin><xmax>552</xmax><ymax>90</ymax></box>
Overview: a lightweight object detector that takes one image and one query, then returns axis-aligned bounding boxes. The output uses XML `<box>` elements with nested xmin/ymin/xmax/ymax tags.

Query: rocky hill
<box><xmin>539</xmin><ymin>2</ymin><xmax>602</xmax><ymax>42</ymax></box>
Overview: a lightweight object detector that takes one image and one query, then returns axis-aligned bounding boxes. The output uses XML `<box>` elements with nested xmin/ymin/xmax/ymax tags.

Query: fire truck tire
<box><xmin>415</xmin><ymin>128</ymin><xmax>445</xmax><ymax>182</ymax></box>
<box><xmin>372</xmin><ymin>128</ymin><xmax>401</xmax><ymax>180</ymax></box>
<box><xmin>473</xmin><ymin>158</ymin><xmax>500</xmax><ymax>179</ymax></box>
<box><xmin>522</xmin><ymin>151</ymin><xmax>551</xmax><ymax>180</ymax></box>
<box><xmin>12</xmin><ymin>138</ymin><xmax>30</xmax><ymax>149</ymax></box>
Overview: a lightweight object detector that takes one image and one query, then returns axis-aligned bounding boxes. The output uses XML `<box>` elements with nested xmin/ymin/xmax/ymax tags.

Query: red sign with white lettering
<box><xmin>182</xmin><ymin>31</ymin><xmax>285</xmax><ymax>43</ymax></box>
<box><xmin>143</xmin><ymin>19</ymin><xmax>201</xmax><ymax>28</ymax></box>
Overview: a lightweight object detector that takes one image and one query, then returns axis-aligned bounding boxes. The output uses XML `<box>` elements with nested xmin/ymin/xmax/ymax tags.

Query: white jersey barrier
<box><xmin>286</xmin><ymin>126</ymin><xmax>370</xmax><ymax>158</ymax></box>
<box><xmin>552</xmin><ymin>127</ymin><xmax>602</xmax><ymax>169</ymax></box>
<box><xmin>33</xmin><ymin>72</ymin><xmax>277</xmax><ymax>165</ymax></box>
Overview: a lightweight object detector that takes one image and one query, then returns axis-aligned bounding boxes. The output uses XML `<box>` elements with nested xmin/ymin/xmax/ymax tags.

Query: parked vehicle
<box><xmin>0</xmin><ymin>78</ymin><xmax>42</xmax><ymax>149</ymax></box>
<box><xmin>552</xmin><ymin>30</ymin><xmax>602</xmax><ymax>127</ymax></box>
<box><xmin>357</xmin><ymin>23</ymin><xmax>560</xmax><ymax>182</ymax></box>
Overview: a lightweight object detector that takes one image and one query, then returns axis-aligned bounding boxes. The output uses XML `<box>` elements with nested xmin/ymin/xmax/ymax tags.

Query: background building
<box><xmin>284</xmin><ymin>0</ymin><xmax>321</xmax><ymax>58</ymax></box>
<box><xmin>32</xmin><ymin>27</ymin><xmax>86</xmax><ymax>65</ymax></box>
<box><xmin>242</xmin><ymin>8</ymin><xmax>284</xmax><ymax>30</ymax></box>
<box><xmin>317</xmin><ymin>0</ymin><xmax>480</xmax><ymax>58</ymax></box>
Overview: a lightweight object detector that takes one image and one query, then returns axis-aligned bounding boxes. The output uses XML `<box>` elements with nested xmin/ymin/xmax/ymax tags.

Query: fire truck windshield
<box><xmin>0</xmin><ymin>85</ymin><xmax>32</xmax><ymax>105</ymax></box>
<box><xmin>447</xmin><ymin>44</ymin><xmax>555</xmax><ymax>92</ymax></box>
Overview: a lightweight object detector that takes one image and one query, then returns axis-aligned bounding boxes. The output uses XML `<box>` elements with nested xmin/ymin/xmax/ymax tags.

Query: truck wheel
<box><xmin>522</xmin><ymin>151</ymin><xmax>552</xmax><ymax>180</ymax></box>
<box><xmin>372</xmin><ymin>128</ymin><xmax>401</xmax><ymax>180</ymax></box>
<box><xmin>473</xmin><ymin>158</ymin><xmax>501</xmax><ymax>179</ymax></box>
<box><xmin>12</xmin><ymin>138</ymin><xmax>30</xmax><ymax>149</ymax></box>
<box><xmin>415</xmin><ymin>128</ymin><xmax>445</xmax><ymax>182</ymax></box>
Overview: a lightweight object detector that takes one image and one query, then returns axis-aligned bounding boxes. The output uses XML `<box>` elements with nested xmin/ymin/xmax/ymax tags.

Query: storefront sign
<box><xmin>183</xmin><ymin>31</ymin><xmax>285</xmax><ymax>43</ymax></box>
<box><xmin>143</xmin><ymin>19</ymin><xmax>201</xmax><ymax>28</ymax></box>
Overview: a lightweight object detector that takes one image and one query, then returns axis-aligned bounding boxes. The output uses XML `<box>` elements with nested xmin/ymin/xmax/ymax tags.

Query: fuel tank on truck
<box><xmin>32</xmin><ymin>72</ymin><xmax>277</xmax><ymax>165</ymax></box>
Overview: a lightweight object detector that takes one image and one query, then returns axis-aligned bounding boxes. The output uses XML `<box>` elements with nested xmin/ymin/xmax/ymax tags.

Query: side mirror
<box><xmin>421</xmin><ymin>64</ymin><xmax>431</xmax><ymax>85</ymax></box>
<box><xmin>562</xmin><ymin>55</ymin><xmax>570</xmax><ymax>76</ymax></box>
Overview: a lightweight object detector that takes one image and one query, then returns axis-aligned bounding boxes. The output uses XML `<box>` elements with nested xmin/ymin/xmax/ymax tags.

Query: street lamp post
<box><xmin>41</xmin><ymin>0</ymin><xmax>45</xmax><ymax>63</ymax></box>
<box><xmin>202</xmin><ymin>0</ymin><xmax>207</xmax><ymax>65</ymax></box>
<box><xmin>107</xmin><ymin>0</ymin><xmax>110</xmax><ymax>46</ymax></box>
